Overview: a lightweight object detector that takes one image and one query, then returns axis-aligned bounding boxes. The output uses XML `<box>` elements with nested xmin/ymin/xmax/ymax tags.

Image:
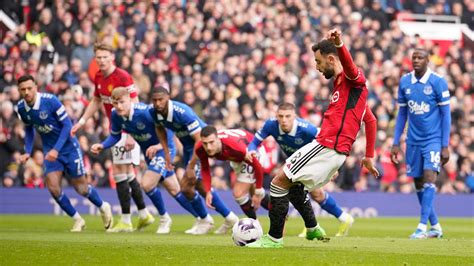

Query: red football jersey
<box><xmin>94</xmin><ymin>67</ymin><xmax>137</xmax><ymax>120</ymax></box>
<box><xmin>196</xmin><ymin>129</ymin><xmax>264</xmax><ymax>192</ymax></box>
<box><xmin>316</xmin><ymin>45</ymin><xmax>368</xmax><ymax>155</ymax></box>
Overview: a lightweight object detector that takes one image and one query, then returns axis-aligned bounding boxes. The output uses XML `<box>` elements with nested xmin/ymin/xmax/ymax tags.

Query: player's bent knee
<box><xmin>310</xmin><ymin>189</ymin><xmax>325</xmax><ymax>202</ymax></box>
<box><xmin>272</xmin><ymin>169</ymin><xmax>291</xmax><ymax>189</ymax></box>
<box><xmin>75</xmin><ymin>185</ymin><xmax>89</xmax><ymax>196</ymax></box>
<box><xmin>47</xmin><ymin>186</ymin><xmax>62</xmax><ymax>198</ymax></box>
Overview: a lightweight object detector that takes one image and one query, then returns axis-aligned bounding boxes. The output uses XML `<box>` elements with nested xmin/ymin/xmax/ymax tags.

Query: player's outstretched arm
<box><xmin>361</xmin><ymin>105</ymin><xmax>380</xmax><ymax>177</ymax></box>
<box><xmin>97</xmin><ymin>133</ymin><xmax>122</xmax><ymax>152</ymax></box>
<box><xmin>326</xmin><ymin>28</ymin><xmax>359</xmax><ymax>80</ymax></box>
<box><xmin>71</xmin><ymin>96</ymin><xmax>101</xmax><ymax>136</ymax></box>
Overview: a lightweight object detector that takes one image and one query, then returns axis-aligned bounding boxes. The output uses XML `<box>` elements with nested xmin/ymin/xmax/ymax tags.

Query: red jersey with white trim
<box><xmin>316</xmin><ymin>44</ymin><xmax>368</xmax><ymax>155</ymax></box>
<box><xmin>94</xmin><ymin>67</ymin><xmax>137</xmax><ymax>120</ymax></box>
<box><xmin>196</xmin><ymin>129</ymin><xmax>264</xmax><ymax>192</ymax></box>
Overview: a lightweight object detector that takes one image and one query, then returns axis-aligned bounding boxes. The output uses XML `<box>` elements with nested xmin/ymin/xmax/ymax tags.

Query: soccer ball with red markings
<box><xmin>231</xmin><ymin>218</ymin><xmax>263</xmax><ymax>246</ymax></box>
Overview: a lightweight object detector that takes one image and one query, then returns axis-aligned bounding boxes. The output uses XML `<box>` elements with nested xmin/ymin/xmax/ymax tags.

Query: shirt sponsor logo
<box><xmin>35</xmin><ymin>124</ymin><xmax>53</xmax><ymax>133</ymax></box>
<box><xmin>408</xmin><ymin>100</ymin><xmax>430</xmax><ymax>114</ymax></box>
<box><xmin>423</xmin><ymin>86</ymin><xmax>433</xmax><ymax>95</ymax></box>
<box><xmin>132</xmin><ymin>133</ymin><xmax>152</xmax><ymax>142</ymax></box>
<box><xmin>331</xmin><ymin>91</ymin><xmax>340</xmax><ymax>103</ymax></box>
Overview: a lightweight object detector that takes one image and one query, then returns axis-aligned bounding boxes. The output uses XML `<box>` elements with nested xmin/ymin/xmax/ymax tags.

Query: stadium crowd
<box><xmin>0</xmin><ymin>0</ymin><xmax>473</xmax><ymax>194</ymax></box>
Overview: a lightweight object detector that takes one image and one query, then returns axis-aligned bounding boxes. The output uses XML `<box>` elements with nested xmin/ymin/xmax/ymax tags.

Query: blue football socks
<box><xmin>53</xmin><ymin>192</ymin><xmax>78</xmax><ymax>217</ymax></box>
<box><xmin>211</xmin><ymin>190</ymin><xmax>231</xmax><ymax>217</ymax></box>
<box><xmin>320</xmin><ymin>192</ymin><xmax>343</xmax><ymax>218</ymax></box>
<box><xmin>146</xmin><ymin>187</ymin><xmax>166</xmax><ymax>216</ymax></box>
<box><xmin>175</xmin><ymin>192</ymin><xmax>198</xmax><ymax>217</ymax></box>
<box><xmin>85</xmin><ymin>185</ymin><xmax>104</xmax><ymax>208</ymax></box>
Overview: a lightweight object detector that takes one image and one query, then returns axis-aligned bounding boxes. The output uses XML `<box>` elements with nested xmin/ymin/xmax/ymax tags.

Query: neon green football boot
<box><xmin>106</xmin><ymin>221</ymin><xmax>133</xmax><ymax>233</ymax></box>
<box><xmin>306</xmin><ymin>224</ymin><xmax>328</xmax><ymax>241</ymax></box>
<box><xmin>246</xmin><ymin>235</ymin><xmax>284</xmax><ymax>248</ymax></box>
<box><xmin>137</xmin><ymin>213</ymin><xmax>155</xmax><ymax>231</ymax></box>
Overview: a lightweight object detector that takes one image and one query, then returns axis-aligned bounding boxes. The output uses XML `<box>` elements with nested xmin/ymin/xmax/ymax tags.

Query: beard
<box><xmin>323</xmin><ymin>68</ymin><xmax>335</xmax><ymax>79</ymax></box>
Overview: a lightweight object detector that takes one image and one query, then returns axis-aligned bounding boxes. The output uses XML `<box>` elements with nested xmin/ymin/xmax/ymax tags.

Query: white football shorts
<box><xmin>283</xmin><ymin>140</ymin><xmax>346</xmax><ymax>192</ymax></box>
<box><xmin>230</xmin><ymin>146</ymin><xmax>267</xmax><ymax>184</ymax></box>
<box><xmin>111</xmin><ymin>133</ymin><xmax>141</xmax><ymax>166</ymax></box>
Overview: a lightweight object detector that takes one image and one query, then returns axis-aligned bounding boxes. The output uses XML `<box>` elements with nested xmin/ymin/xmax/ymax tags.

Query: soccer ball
<box><xmin>231</xmin><ymin>218</ymin><xmax>263</xmax><ymax>246</ymax></box>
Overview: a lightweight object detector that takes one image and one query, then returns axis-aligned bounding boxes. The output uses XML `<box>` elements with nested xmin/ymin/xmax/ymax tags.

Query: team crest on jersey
<box><xmin>39</xmin><ymin>111</ymin><xmax>48</xmax><ymax>120</ymax></box>
<box><xmin>136</xmin><ymin>122</ymin><xmax>146</xmax><ymax>130</ymax></box>
<box><xmin>108</xmin><ymin>85</ymin><xmax>114</xmax><ymax>93</ymax></box>
<box><xmin>406</xmin><ymin>88</ymin><xmax>411</xmax><ymax>94</ymax></box>
<box><xmin>277</xmin><ymin>136</ymin><xmax>282</xmax><ymax>141</ymax></box>
<box><xmin>423</xmin><ymin>86</ymin><xmax>433</xmax><ymax>95</ymax></box>
<box><xmin>295</xmin><ymin>138</ymin><xmax>304</xmax><ymax>145</ymax></box>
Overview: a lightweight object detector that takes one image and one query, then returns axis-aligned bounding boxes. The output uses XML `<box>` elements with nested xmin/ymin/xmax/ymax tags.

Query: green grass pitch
<box><xmin>1</xmin><ymin>215</ymin><xmax>473</xmax><ymax>265</ymax></box>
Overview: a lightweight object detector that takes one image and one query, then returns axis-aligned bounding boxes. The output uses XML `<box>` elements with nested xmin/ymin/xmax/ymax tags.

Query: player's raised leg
<box><xmin>45</xmin><ymin>171</ymin><xmax>85</xmax><ymax>232</ymax></box>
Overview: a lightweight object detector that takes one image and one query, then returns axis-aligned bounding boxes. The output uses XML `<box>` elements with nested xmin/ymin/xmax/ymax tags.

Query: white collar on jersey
<box><xmin>24</xmin><ymin>93</ymin><xmax>42</xmax><ymax>112</ymax></box>
<box><xmin>278</xmin><ymin>120</ymin><xmax>298</xmax><ymax>136</ymax></box>
<box><xmin>411</xmin><ymin>68</ymin><xmax>432</xmax><ymax>84</ymax></box>
<box><xmin>126</xmin><ymin>103</ymin><xmax>135</xmax><ymax>121</ymax></box>
<box><xmin>166</xmin><ymin>100</ymin><xmax>174</xmax><ymax>122</ymax></box>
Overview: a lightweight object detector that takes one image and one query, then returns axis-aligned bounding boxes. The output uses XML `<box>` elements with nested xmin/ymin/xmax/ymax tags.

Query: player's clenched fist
<box><xmin>90</xmin><ymin>143</ymin><xmax>104</xmax><ymax>154</ymax></box>
<box><xmin>325</xmin><ymin>28</ymin><xmax>343</xmax><ymax>46</ymax></box>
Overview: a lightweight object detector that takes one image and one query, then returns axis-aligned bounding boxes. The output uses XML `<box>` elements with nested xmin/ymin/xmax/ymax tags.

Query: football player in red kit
<box><xmin>248</xmin><ymin>29</ymin><xmax>379</xmax><ymax>248</ymax></box>
<box><xmin>196</xmin><ymin>126</ymin><xmax>269</xmax><ymax>219</ymax></box>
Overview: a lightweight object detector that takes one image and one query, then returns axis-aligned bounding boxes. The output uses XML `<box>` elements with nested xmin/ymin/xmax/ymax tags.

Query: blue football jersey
<box><xmin>17</xmin><ymin>93</ymin><xmax>78</xmax><ymax>153</ymax></box>
<box><xmin>149</xmin><ymin>100</ymin><xmax>206</xmax><ymax>149</ymax></box>
<box><xmin>252</xmin><ymin>117</ymin><xmax>318</xmax><ymax>157</ymax></box>
<box><xmin>398</xmin><ymin>69</ymin><xmax>450</xmax><ymax>145</ymax></box>
<box><xmin>110</xmin><ymin>103</ymin><xmax>176</xmax><ymax>153</ymax></box>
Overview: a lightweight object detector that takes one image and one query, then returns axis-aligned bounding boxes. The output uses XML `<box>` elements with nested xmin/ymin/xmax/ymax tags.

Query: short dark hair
<box><xmin>201</xmin><ymin>126</ymin><xmax>217</xmax><ymax>138</ymax></box>
<box><xmin>278</xmin><ymin>102</ymin><xmax>296</xmax><ymax>111</ymax></box>
<box><xmin>413</xmin><ymin>48</ymin><xmax>429</xmax><ymax>58</ymax></box>
<box><xmin>17</xmin><ymin>74</ymin><xmax>35</xmax><ymax>85</ymax></box>
<box><xmin>151</xmin><ymin>86</ymin><xmax>170</xmax><ymax>95</ymax></box>
<box><xmin>311</xmin><ymin>40</ymin><xmax>337</xmax><ymax>56</ymax></box>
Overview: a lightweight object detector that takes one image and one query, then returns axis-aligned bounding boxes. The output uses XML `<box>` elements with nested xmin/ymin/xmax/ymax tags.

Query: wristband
<box><xmin>335</xmin><ymin>42</ymin><xmax>343</xmax><ymax>48</ymax></box>
<box><xmin>255</xmin><ymin>188</ymin><xmax>265</xmax><ymax>197</ymax></box>
<box><xmin>78</xmin><ymin>118</ymin><xmax>86</xmax><ymax>125</ymax></box>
